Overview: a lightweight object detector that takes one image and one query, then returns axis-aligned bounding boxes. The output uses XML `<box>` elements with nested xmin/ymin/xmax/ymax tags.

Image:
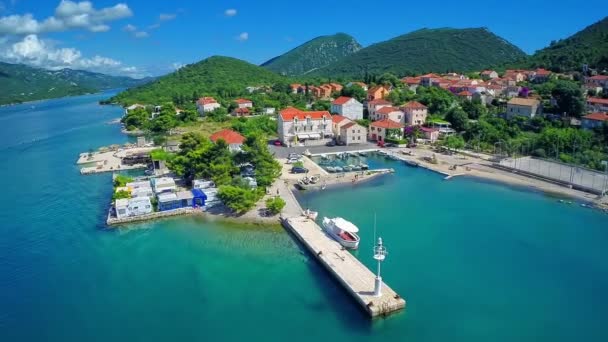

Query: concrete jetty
<box><xmin>281</xmin><ymin>216</ymin><xmax>406</xmax><ymax>318</ymax></box>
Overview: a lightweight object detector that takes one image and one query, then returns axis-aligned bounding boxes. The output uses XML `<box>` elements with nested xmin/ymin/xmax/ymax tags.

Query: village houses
<box><xmin>277</xmin><ymin>107</ymin><xmax>332</xmax><ymax>146</ymax></box>
<box><xmin>234</xmin><ymin>98</ymin><xmax>253</xmax><ymax>108</ymax></box>
<box><xmin>331</xmin><ymin>96</ymin><xmax>364</xmax><ymax>120</ymax></box>
<box><xmin>210</xmin><ymin>129</ymin><xmax>246</xmax><ymax>152</ymax></box>
<box><xmin>368</xmin><ymin>119</ymin><xmax>405</xmax><ymax>142</ymax></box>
<box><xmin>581</xmin><ymin>112</ymin><xmax>608</xmax><ymax>130</ymax></box>
<box><xmin>339</xmin><ymin>121</ymin><xmax>367</xmax><ymax>145</ymax></box>
<box><xmin>506</xmin><ymin>97</ymin><xmax>542</xmax><ymax>118</ymax></box>
<box><xmin>196</xmin><ymin>97</ymin><xmax>221</xmax><ymax>115</ymax></box>
<box><xmin>373</xmin><ymin>106</ymin><xmax>403</xmax><ymax>123</ymax></box>
<box><xmin>401</xmin><ymin>101</ymin><xmax>428</xmax><ymax>126</ymax></box>
<box><xmin>586</xmin><ymin>97</ymin><xmax>608</xmax><ymax>113</ymax></box>
<box><xmin>367</xmin><ymin>99</ymin><xmax>392</xmax><ymax>118</ymax></box>
<box><xmin>480</xmin><ymin>70</ymin><xmax>499</xmax><ymax>80</ymax></box>
<box><xmin>367</xmin><ymin>85</ymin><xmax>390</xmax><ymax>101</ymax></box>
<box><xmin>585</xmin><ymin>75</ymin><xmax>608</xmax><ymax>92</ymax></box>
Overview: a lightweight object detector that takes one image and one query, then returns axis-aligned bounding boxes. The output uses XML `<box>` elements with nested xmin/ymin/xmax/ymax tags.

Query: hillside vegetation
<box><xmin>513</xmin><ymin>16</ymin><xmax>608</xmax><ymax>72</ymax></box>
<box><xmin>309</xmin><ymin>28</ymin><xmax>527</xmax><ymax>78</ymax></box>
<box><xmin>261</xmin><ymin>33</ymin><xmax>362</xmax><ymax>76</ymax></box>
<box><xmin>109</xmin><ymin>56</ymin><xmax>288</xmax><ymax>105</ymax></box>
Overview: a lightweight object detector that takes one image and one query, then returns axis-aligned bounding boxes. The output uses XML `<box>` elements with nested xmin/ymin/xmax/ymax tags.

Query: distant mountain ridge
<box><xmin>0</xmin><ymin>62</ymin><xmax>153</xmax><ymax>105</ymax></box>
<box><xmin>513</xmin><ymin>16</ymin><xmax>608</xmax><ymax>72</ymax></box>
<box><xmin>109</xmin><ymin>56</ymin><xmax>288</xmax><ymax>105</ymax></box>
<box><xmin>261</xmin><ymin>33</ymin><xmax>362</xmax><ymax>76</ymax></box>
<box><xmin>308</xmin><ymin>27</ymin><xmax>527</xmax><ymax>77</ymax></box>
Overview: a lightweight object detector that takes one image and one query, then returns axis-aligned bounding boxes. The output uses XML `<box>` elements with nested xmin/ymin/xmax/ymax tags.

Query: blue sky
<box><xmin>0</xmin><ymin>0</ymin><xmax>606</xmax><ymax>78</ymax></box>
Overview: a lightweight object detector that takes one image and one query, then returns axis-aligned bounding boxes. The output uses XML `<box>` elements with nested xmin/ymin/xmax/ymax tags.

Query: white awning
<box><xmin>308</xmin><ymin>133</ymin><xmax>321</xmax><ymax>139</ymax></box>
<box><xmin>297</xmin><ymin>134</ymin><xmax>310</xmax><ymax>139</ymax></box>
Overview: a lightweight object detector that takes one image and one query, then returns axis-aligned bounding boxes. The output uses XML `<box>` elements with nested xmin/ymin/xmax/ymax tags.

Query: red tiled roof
<box><xmin>210</xmin><ymin>129</ymin><xmax>245</xmax><ymax>145</ymax></box>
<box><xmin>233</xmin><ymin>108</ymin><xmax>250</xmax><ymax>114</ymax></box>
<box><xmin>368</xmin><ymin>85</ymin><xmax>388</xmax><ymax>93</ymax></box>
<box><xmin>197</xmin><ymin>97</ymin><xmax>217</xmax><ymax>105</ymax></box>
<box><xmin>588</xmin><ymin>75</ymin><xmax>608</xmax><ymax>80</ymax></box>
<box><xmin>535</xmin><ymin>68</ymin><xmax>551</xmax><ymax>76</ymax></box>
<box><xmin>587</xmin><ymin>97</ymin><xmax>608</xmax><ymax>105</ymax></box>
<box><xmin>402</xmin><ymin>101</ymin><xmax>427</xmax><ymax>109</ymax></box>
<box><xmin>350</xmin><ymin>82</ymin><xmax>367</xmax><ymax>87</ymax></box>
<box><xmin>458</xmin><ymin>91</ymin><xmax>473</xmax><ymax>96</ymax></box>
<box><xmin>341</xmin><ymin>122</ymin><xmax>358</xmax><ymax>129</ymax></box>
<box><xmin>583</xmin><ymin>112</ymin><xmax>608</xmax><ymax>121</ymax></box>
<box><xmin>279</xmin><ymin>107</ymin><xmax>331</xmax><ymax>121</ymax></box>
<box><xmin>368</xmin><ymin>99</ymin><xmax>391</xmax><ymax>106</ymax></box>
<box><xmin>370</xmin><ymin>119</ymin><xmax>404</xmax><ymax>129</ymax></box>
<box><xmin>234</xmin><ymin>98</ymin><xmax>252</xmax><ymax>104</ymax></box>
<box><xmin>376</xmin><ymin>106</ymin><xmax>401</xmax><ymax>115</ymax></box>
<box><xmin>420</xmin><ymin>126</ymin><xmax>438</xmax><ymax>132</ymax></box>
<box><xmin>401</xmin><ymin>77</ymin><xmax>421</xmax><ymax>84</ymax></box>
<box><xmin>332</xmin><ymin>96</ymin><xmax>353</xmax><ymax>105</ymax></box>
<box><xmin>332</xmin><ymin>114</ymin><xmax>349</xmax><ymax>124</ymax></box>
<box><xmin>420</xmin><ymin>73</ymin><xmax>441</xmax><ymax>78</ymax></box>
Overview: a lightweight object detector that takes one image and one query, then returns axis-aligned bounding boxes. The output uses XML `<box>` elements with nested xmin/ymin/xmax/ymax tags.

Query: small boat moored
<box><xmin>322</xmin><ymin>217</ymin><xmax>360</xmax><ymax>249</ymax></box>
<box><xmin>303</xmin><ymin>209</ymin><xmax>318</xmax><ymax>220</ymax></box>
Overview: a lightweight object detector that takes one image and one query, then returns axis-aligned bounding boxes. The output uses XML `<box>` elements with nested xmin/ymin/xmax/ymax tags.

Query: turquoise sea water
<box><xmin>1</xmin><ymin>92</ymin><xmax>607</xmax><ymax>341</ymax></box>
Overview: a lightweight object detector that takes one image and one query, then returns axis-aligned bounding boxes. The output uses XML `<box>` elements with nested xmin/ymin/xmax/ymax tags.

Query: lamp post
<box><xmin>373</xmin><ymin>237</ymin><xmax>387</xmax><ymax>297</ymax></box>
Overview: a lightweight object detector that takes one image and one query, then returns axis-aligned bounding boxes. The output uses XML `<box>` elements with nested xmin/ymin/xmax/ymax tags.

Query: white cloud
<box><xmin>171</xmin><ymin>62</ymin><xmax>184</xmax><ymax>70</ymax></box>
<box><xmin>159</xmin><ymin>13</ymin><xmax>176</xmax><ymax>21</ymax></box>
<box><xmin>0</xmin><ymin>34</ymin><xmax>145</xmax><ymax>77</ymax></box>
<box><xmin>0</xmin><ymin>1</ymin><xmax>133</xmax><ymax>35</ymax></box>
<box><xmin>224</xmin><ymin>9</ymin><xmax>237</xmax><ymax>17</ymax></box>
<box><xmin>133</xmin><ymin>31</ymin><xmax>148</xmax><ymax>38</ymax></box>
<box><xmin>236</xmin><ymin>32</ymin><xmax>248</xmax><ymax>41</ymax></box>
<box><xmin>122</xmin><ymin>24</ymin><xmax>136</xmax><ymax>32</ymax></box>
<box><xmin>147</xmin><ymin>23</ymin><xmax>160</xmax><ymax>30</ymax></box>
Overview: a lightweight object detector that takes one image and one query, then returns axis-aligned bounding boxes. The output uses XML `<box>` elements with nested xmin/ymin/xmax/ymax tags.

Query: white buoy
<box><xmin>373</xmin><ymin>236</ymin><xmax>387</xmax><ymax>297</ymax></box>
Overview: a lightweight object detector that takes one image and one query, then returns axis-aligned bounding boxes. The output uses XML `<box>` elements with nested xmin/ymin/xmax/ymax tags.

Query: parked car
<box><xmin>291</xmin><ymin>166</ymin><xmax>309</xmax><ymax>174</ymax></box>
<box><xmin>377</xmin><ymin>141</ymin><xmax>385</xmax><ymax>148</ymax></box>
<box><xmin>384</xmin><ymin>142</ymin><xmax>396</xmax><ymax>147</ymax></box>
<box><xmin>336</xmin><ymin>140</ymin><xmax>346</xmax><ymax>146</ymax></box>
<box><xmin>273</xmin><ymin>140</ymin><xmax>283</xmax><ymax>146</ymax></box>
<box><xmin>326</xmin><ymin>140</ymin><xmax>336</xmax><ymax>147</ymax></box>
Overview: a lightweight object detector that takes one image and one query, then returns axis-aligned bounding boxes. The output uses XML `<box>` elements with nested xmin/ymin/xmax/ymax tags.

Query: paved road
<box><xmin>269</xmin><ymin>142</ymin><xmax>378</xmax><ymax>158</ymax></box>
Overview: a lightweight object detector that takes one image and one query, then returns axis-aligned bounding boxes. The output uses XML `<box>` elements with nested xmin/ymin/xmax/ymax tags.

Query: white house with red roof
<box><xmin>585</xmin><ymin>75</ymin><xmax>608</xmax><ymax>92</ymax></box>
<box><xmin>331</xmin><ymin>114</ymin><xmax>350</xmax><ymax>137</ymax></box>
<box><xmin>401</xmin><ymin>101</ymin><xmax>428</xmax><ymax>126</ymax></box>
<box><xmin>339</xmin><ymin>121</ymin><xmax>367</xmax><ymax>145</ymax></box>
<box><xmin>586</xmin><ymin>97</ymin><xmax>608</xmax><ymax>113</ymax></box>
<box><xmin>196</xmin><ymin>97</ymin><xmax>221</xmax><ymax>115</ymax></box>
<box><xmin>532</xmin><ymin>68</ymin><xmax>552</xmax><ymax>83</ymax></box>
<box><xmin>373</xmin><ymin>106</ymin><xmax>404</xmax><ymax>123</ymax></box>
<box><xmin>368</xmin><ymin>119</ymin><xmax>405</xmax><ymax>142</ymax></box>
<box><xmin>331</xmin><ymin>96</ymin><xmax>363</xmax><ymax>120</ymax></box>
<box><xmin>457</xmin><ymin>90</ymin><xmax>473</xmax><ymax>101</ymax></box>
<box><xmin>210</xmin><ymin>129</ymin><xmax>246</xmax><ymax>152</ymax></box>
<box><xmin>367</xmin><ymin>98</ymin><xmax>392</xmax><ymax>118</ymax></box>
<box><xmin>278</xmin><ymin>107</ymin><xmax>333</xmax><ymax>146</ymax></box>
<box><xmin>419</xmin><ymin>126</ymin><xmax>439</xmax><ymax>143</ymax></box>
<box><xmin>581</xmin><ymin>112</ymin><xmax>608</xmax><ymax>130</ymax></box>
<box><xmin>480</xmin><ymin>70</ymin><xmax>499</xmax><ymax>80</ymax></box>
<box><xmin>232</xmin><ymin>107</ymin><xmax>251</xmax><ymax>117</ymax></box>
<box><xmin>419</xmin><ymin>73</ymin><xmax>443</xmax><ymax>87</ymax></box>
<box><xmin>234</xmin><ymin>98</ymin><xmax>253</xmax><ymax>109</ymax></box>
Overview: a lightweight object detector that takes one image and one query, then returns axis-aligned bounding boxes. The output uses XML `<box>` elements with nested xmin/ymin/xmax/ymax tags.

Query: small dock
<box><xmin>282</xmin><ymin>216</ymin><xmax>406</xmax><ymax>318</ymax></box>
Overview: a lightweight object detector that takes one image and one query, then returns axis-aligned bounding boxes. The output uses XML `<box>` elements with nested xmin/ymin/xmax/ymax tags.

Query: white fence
<box><xmin>500</xmin><ymin>157</ymin><xmax>608</xmax><ymax>194</ymax></box>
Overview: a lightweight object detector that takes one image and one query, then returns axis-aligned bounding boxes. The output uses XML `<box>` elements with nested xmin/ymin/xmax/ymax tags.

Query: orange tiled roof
<box><xmin>371</xmin><ymin>119</ymin><xmax>404</xmax><ymax>129</ymax></box>
<box><xmin>583</xmin><ymin>112</ymin><xmax>608</xmax><ymax>121</ymax></box>
<box><xmin>332</xmin><ymin>114</ymin><xmax>349</xmax><ymax>124</ymax></box>
<box><xmin>402</xmin><ymin>101</ymin><xmax>427</xmax><ymax>109</ymax></box>
<box><xmin>210</xmin><ymin>129</ymin><xmax>245</xmax><ymax>145</ymax></box>
<box><xmin>279</xmin><ymin>107</ymin><xmax>331</xmax><ymax>121</ymax></box>
<box><xmin>332</xmin><ymin>96</ymin><xmax>353</xmax><ymax>105</ymax></box>
<box><xmin>234</xmin><ymin>98</ymin><xmax>252</xmax><ymax>104</ymax></box>
<box><xmin>376</xmin><ymin>106</ymin><xmax>401</xmax><ymax>115</ymax></box>
<box><xmin>587</xmin><ymin>97</ymin><xmax>608</xmax><ymax>105</ymax></box>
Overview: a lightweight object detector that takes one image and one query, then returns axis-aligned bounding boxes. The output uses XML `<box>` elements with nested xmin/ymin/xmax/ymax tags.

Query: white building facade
<box><xmin>331</xmin><ymin>97</ymin><xmax>364</xmax><ymax>120</ymax></box>
<box><xmin>278</xmin><ymin>107</ymin><xmax>333</xmax><ymax>146</ymax></box>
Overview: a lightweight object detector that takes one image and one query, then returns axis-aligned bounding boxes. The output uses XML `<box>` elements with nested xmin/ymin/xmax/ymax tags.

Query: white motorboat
<box><xmin>303</xmin><ymin>209</ymin><xmax>318</xmax><ymax>220</ymax></box>
<box><xmin>322</xmin><ymin>217</ymin><xmax>360</xmax><ymax>249</ymax></box>
<box><xmin>303</xmin><ymin>149</ymin><xmax>312</xmax><ymax>157</ymax></box>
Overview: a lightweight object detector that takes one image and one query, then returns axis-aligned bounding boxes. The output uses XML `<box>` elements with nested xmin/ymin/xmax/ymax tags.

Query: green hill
<box><xmin>109</xmin><ymin>56</ymin><xmax>288</xmax><ymax>105</ymax></box>
<box><xmin>0</xmin><ymin>62</ymin><xmax>153</xmax><ymax>105</ymax></box>
<box><xmin>261</xmin><ymin>33</ymin><xmax>362</xmax><ymax>76</ymax></box>
<box><xmin>309</xmin><ymin>28</ymin><xmax>527</xmax><ymax>78</ymax></box>
<box><xmin>516</xmin><ymin>16</ymin><xmax>608</xmax><ymax>72</ymax></box>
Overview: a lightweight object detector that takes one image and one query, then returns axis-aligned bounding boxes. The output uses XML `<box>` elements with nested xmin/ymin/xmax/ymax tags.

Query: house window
<box><xmin>352</xmin><ymin>130</ymin><xmax>355</xmax><ymax>133</ymax></box>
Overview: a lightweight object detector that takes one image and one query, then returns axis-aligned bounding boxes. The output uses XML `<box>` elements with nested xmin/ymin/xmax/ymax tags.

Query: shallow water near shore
<box><xmin>1</xmin><ymin>92</ymin><xmax>607</xmax><ymax>342</ymax></box>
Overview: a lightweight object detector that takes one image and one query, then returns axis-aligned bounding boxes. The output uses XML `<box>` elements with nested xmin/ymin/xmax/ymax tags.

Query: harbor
<box><xmin>282</xmin><ymin>216</ymin><xmax>406</xmax><ymax>317</ymax></box>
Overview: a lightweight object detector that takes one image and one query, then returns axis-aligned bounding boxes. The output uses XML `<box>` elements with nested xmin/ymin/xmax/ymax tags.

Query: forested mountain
<box><xmin>108</xmin><ymin>56</ymin><xmax>288</xmax><ymax>105</ymax></box>
<box><xmin>308</xmin><ymin>28</ymin><xmax>527</xmax><ymax>78</ymax></box>
<box><xmin>0</xmin><ymin>62</ymin><xmax>152</xmax><ymax>105</ymax></box>
<box><xmin>261</xmin><ymin>33</ymin><xmax>362</xmax><ymax>76</ymax></box>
